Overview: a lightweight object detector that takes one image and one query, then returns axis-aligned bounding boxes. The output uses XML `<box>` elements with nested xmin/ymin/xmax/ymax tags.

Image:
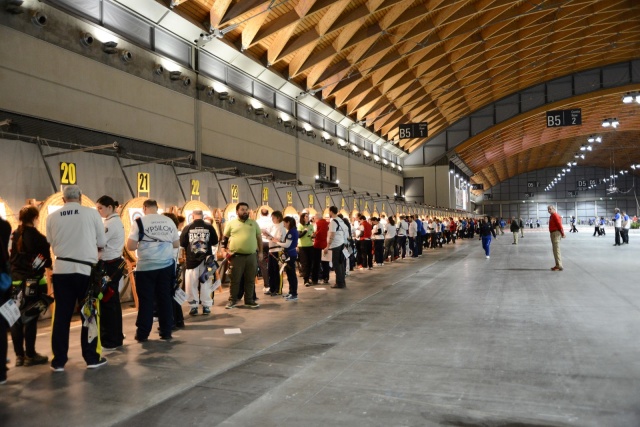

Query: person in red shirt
<box><xmin>358</xmin><ymin>214</ymin><xmax>373</xmax><ymax>270</ymax></box>
<box><xmin>310</xmin><ymin>214</ymin><xmax>329</xmax><ymax>284</ymax></box>
<box><xmin>547</xmin><ymin>205</ymin><xmax>566</xmax><ymax>271</ymax></box>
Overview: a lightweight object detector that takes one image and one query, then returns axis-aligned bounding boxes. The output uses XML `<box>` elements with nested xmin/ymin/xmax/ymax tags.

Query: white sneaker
<box><xmin>263</xmin><ymin>287</ymin><xmax>270</xmax><ymax>294</ymax></box>
<box><xmin>486</xmin><ymin>256</ymin><xmax>490</xmax><ymax>259</ymax></box>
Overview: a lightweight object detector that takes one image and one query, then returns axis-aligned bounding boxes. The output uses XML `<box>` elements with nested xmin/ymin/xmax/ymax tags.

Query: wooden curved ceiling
<box><xmin>455</xmin><ymin>90</ymin><xmax>640</xmax><ymax>191</ymax></box>
<box><xmin>165</xmin><ymin>0</ymin><xmax>640</xmax><ymax>151</ymax></box>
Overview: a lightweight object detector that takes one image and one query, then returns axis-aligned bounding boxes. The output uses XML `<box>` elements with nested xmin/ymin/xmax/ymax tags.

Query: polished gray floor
<box><xmin>2</xmin><ymin>226</ymin><xmax>639</xmax><ymax>427</ymax></box>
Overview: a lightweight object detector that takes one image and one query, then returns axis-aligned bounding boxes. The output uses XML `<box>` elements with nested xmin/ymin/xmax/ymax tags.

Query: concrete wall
<box><xmin>0</xmin><ymin>24</ymin><xmax>403</xmax><ymax>204</ymax></box>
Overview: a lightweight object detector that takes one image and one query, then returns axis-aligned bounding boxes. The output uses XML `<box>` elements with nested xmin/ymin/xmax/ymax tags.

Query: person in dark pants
<box><xmin>95</xmin><ymin>196</ymin><xmax>125</xmax><ymax>350</ymax></box>
<box><xmin>480</xmin><ymin>216</ymin><xmax>497</xmax><ymax>259</ymax></box>
<box><xmin>297</xmin><ymin>212</ymin><xmax>314</xmax><ymax>286</ymax></box>
<box><xmin>357</xmin><ymin>215</ymin><xmax>373</xmax><ymax>269</ymax></box>
<box><xmin>325</xmin><ymin>206</ymin><xmax>346</xmax><ymax>288</ymax></box>
<box><xmin>371</xmin><ymin>217</ymin><xmax>385</xmax><ymax>265</ymax></box>
<box><xmin>10</xmin><ymin>206</ymin><xmax>52</xmax><ymax>367</ymax></box>
<box><xmin>126</xmin><ymin>199</ymin><xmax>180</xmax><ymax>341</ymax></box>
<box><xmin>613</xmin><ymin>208</ymin><xmax>622</xmax><ymax>246</ymax></box>
<box><xmin>272</xmin><ymin>216</ymin><xmax>299</xmax><ymax>300</ymax></box>
<box><xmin>1</xmin><ymin>217</ymin><xmax>12</xmax><ymax>384</ymax></box>
<box><xmin>310</xmin><ymin>214</ymin><xmax>328</xmax><ymax>284</ymax></box>
<box><xmin>46</xmin><ymin>185</ymin><xmax>107</xmax><ymax>371</ymax></box>
<box><xmin>221</xmin><ymin>202</ymin><xmax>262</xmax><ymax>309</ymax></box>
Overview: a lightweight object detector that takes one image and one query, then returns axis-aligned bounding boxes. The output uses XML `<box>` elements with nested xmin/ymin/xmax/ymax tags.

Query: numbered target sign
<box><xmin>308</xmin><ymin>194</ymin><xmax>314</xmax><ymax>207</ymax></box>
<box><xmin>546</xmin><ymin>109</ymin><xmax>582</xmax><ymax>127</ymax></box>
<box><xmin>262</xmin><ymin>187</ymin><xmax>269</xmax><ymax>204</ymax></box>
<box><xmin>137</xmin><ymin>172</ymin><xmax>150</xmax><ymax>195</ymax></box>
<box><xmin>341</xmin><ymin>198</ymin><xmax>345</xmax><ymax>208</ymax></box>
<box><xmin>190</xmin><ymin>179</ymin><xmax>200</xmax><ymax>196</ymax></box>
<box><xmin>59</xmin><ymin>162</ymin><xmax>77</xmax><ymax>185</ymax></box>
<box><xmin>353</xmin><ymin>200</ymin><xmax>358</xmax><ymax>210</ymax></box>
<box><xmin>231</xmin><ymin>184</ymin><xmax>239</xmax><ymax>202</ymax></box>
<box><xmin>364</xmin><ymin>201</ymin><xmax>369</xmax><ymax>210</ymax></box>
<box><xmin>326</xmin><ymin>196</ymin><xmax>331</xmax><ymax>208</ymax></box>
<box><xmin>286</xmin><ymin>191</ymin><xmax>293</xmax><ymax>206</ymax></box>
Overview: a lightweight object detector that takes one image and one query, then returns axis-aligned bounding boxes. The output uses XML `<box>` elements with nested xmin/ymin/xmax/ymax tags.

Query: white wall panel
<box><xmin>0</xmin><ymin>27</ymin><xmax>195</xmax><ymax>151</ymax></box>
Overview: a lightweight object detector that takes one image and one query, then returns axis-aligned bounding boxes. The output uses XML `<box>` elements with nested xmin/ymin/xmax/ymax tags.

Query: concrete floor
<box><xmin>1</xmin><ymin>226</ymin><xmax>639</xmax><ymax>427</ymax></box>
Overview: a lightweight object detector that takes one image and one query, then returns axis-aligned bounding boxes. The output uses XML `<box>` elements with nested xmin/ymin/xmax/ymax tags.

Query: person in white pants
<box><xmin>179</xmin><ymin>210</ymin><xmax>219</xmax><ymax>316</ymax></box>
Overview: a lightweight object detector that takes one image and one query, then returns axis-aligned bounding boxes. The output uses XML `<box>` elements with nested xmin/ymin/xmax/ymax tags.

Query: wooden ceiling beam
<box><xmin>209</xmin><ymin>0</ymin><xmax>233</xmax><ymax>29</ymax></box>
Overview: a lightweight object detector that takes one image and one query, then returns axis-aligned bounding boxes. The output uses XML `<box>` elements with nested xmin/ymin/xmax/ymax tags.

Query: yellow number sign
<box><xmin>308</xmin><ymin>194</ymin><xmax>314</xmax><ymax>207</ymax></box>
<box><xmin>231</xmin><ymin>184</ymin><xmax>239</xmax><ymax>202</ymax></box>
<box><xmin>59</xmin><ymin>162</ymin><xmax>77</xmax><ymax>185</ymax></box>
<box><xmin>326</xmin><ymin>196</ymin><xmax>331</xmax><ymax>208</ymax></box>
<box><xmin>286</xmin><ymin>191</ymin><xmax>293</xmax><ymax>206</ymax></box>
<box><xmin>137</xmin><ymin>172</ymin><xmax>150</xmax><ymax>195</ymax></box>
<box><xmin>262</xmin><ymin>187</ymin><xmax>269</xmax><ymax>204</ymax></box>
<box><xmin>190</xmin><ymin>179</ymin><xmax>200</xmax><ymax>196</ymax></box>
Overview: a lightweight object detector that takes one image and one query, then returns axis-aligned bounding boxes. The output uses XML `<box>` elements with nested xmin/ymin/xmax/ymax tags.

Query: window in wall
<box><xmin>103</xmin><ymin>1</ymin><xmax>152</xmax><ymax>48</ymax></box>
<box><xmin>155</xmin><ymin>28</ymin><xmax>191</xmax><ymax>67</ymax></box>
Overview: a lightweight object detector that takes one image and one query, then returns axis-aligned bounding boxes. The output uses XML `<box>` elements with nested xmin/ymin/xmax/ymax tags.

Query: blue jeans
<box><xmin>134</xmin><ymin>263</ymin><xmax>175</xmax><ymax>339</ymax></box>
<box><xmin>482</xmin><ymin>236</ymin><xmax>492</xmax><ymax>256</ymax></box>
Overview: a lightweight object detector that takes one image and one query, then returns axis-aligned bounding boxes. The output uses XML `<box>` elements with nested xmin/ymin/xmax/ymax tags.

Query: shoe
<box><xmin>50</xmin><ymin>365</ymin><xmax>65</xmax><ymax>372</ymax></box>
<box><xmin>323</xmin><ymin>279</ymin><xmax>329</xmax><ymax>284</ymax></box>
<box><xmin>225</xmin><ymin>301</ymin><xmax>238</xmax><ymax>309</ymax></box>
<box><xmin>368</xmin><ymin>267</ymin><xmax>373</xmax><ymax>270</ymax></box>
<box><xmin>304</xmin><ymin>282</ymin><xmax>312</xmax><ymax>287</ymax></box>
<box><xmin>263</xmin><ymin>287</ymin><xmax>270</xmax><ymax>294</ymax></box>
<box><xmin>159</xmin><ymin>335</ymin><xmax>172</xmax><ymax>340</ymax></box>
<box><xmin>270</xmin><ymin>292</ymin><xmax>282</xmax><ymax>297</ymax></box>
<box><xmin>189</xmin><ymin>307</ymin><xmax>198</xmax><ymax>316</ymax></box>
<box><xmin>15</xmin><ymin>356</ymin><xmax>24</xmax><ymax>367</ymax></box>
<box><xmin>613</xmin><ymin>244</ymin><xmax>621</xmax><ymax>246</ymax></box>
<box><xmin>0</xmin><ymin>378</ymin><xmax>6</xmax><ymax>385</ymax></box>
<box><xmin>330</xmin><ymin>285</ymin><xmax>345</xmax><ymax>289</ymax></box>
<box><xmin>244</xmin><ymin>302</ymin><xmax>260</xmax><ymax>309</ymax></box>
<box><xmin>87</xmin><ymin>358</ymin><xmax>108</xmax><ymax>369</ymax></box>
<box><xmin>25</xmin><ymin>354</ymin><xmax>48</xmax><ymax>366</ymax></box>
<box><xmin>202</xmin><ymin>306</ymin><xmax>211</xmax><ymax>315</ymax></box>
<box><xmin>486</xmin><ymin>256</ymin><xmax>490</xmax><ymax>259</ymax></box>
<box><xmin>176</xmin><ymin>322</ymin><xmax>185</xmax><ymax>328</ymax></box>
<box><xmin>284</xmin><ymin>294</ymin><xmax>298</xmax><ymax>301</ymax></box>
<box><xmin>101</xmin><ymin>346</ymin><xmax>118</xmax><ymax>353</ymax></box>
<box><xmin>134</xmin><ymin>334</ymin><xmax>148</xmax><ymax>343</ymax></box>
<box><xmin>551</xmin><ymin>266</ymin><xmax>563</xmax><ymax>271</ymax></box>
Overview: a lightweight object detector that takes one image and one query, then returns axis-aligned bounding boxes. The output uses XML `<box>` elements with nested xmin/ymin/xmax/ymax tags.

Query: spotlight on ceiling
<box><xmin>31</xmin><ymin>11</ymin><xmax>48</xmax><ymax>27</ymax></box>
<box><xmin>102</xmin><ymin>41</ymin><xmax>119</xmax><ymax>54</ymax></box>
<box><xmin>218</xmin><ymin>92</ymin><xmax>235</xmax><ymax>103</ymax></box>
<box><xmin>80</xmin><ymin>32</ymin><xmax>94</xmax><ymax>47</ymax></box>
<box><xmin>602</xmin><ymin>118</ymin><xmax>619</xmax><ymax>128</ymax></box>
<box><xmin>120</xmin><ymin>50</ymin><xmax>133</xmax><ymax>63</ymax></box>
<box><xmin>622</xmin><ymin>92</ymin><xmax>639</xmax><ymax>104</ymax></box>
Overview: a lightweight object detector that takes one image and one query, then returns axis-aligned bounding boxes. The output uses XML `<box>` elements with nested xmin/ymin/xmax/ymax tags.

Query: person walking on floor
<box><xmin>479</xmin><ymin>216</ymin><xmax>496</xmax><ymax>259</ymax></box>
<box><xmin>612</xmin><ymin>208</ymin><xmax>622</xmax><ymax>246</ymax></box>
<box><xmin>621</xmin><ymin>211</ymin><xmax>630</xmax><ymax>245</ymax></box>
<box><xmin>325</xmin><ymin>206</ymin><xmax>347</xmax><ymax>288</ymax></box>
<box><xmin>547</xmin><ymin>205</ymin><xmax>565</xmax><ymax>271</ymax></box>
<box><xmin>510</xmin><ymin>216</ymin><xmax>520</xmax><ymax>245</ymax></box>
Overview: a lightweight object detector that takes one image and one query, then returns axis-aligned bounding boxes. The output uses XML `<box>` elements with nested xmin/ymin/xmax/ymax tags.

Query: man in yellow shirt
<box><xmin>221</xmin><ymin>202</ymin><xmax>262</xmax><ymax>309</ymax></box>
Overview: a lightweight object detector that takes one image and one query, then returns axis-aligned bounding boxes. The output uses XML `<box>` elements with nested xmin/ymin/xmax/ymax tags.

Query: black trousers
<box><xmin>11</xmin><ymin>283</ymin><xmax>46</xmax><ymax>358</ymax></box>
<box><xmin>284</xmin><ymin>255</ymin><xmax>298</xmax><ymax>296</ymax></box>
<box><xmin>134</xmin><ymin>264</ymin><xmax>175</xmax><ymax>340</ymax></box>
<box><xmin>51</xmin><ymin>273</ymin><xmax>101</xmax><ymax>367</ymax></box>
<box><xmin>398</xmin><ymin>236</ymin><xmax>407</xmax><ymax>258</ymax></box>
<box><xmin>310</xmin><ymin>247</ymin><xmax>322</xmax><ymax>283</ymax></box>
<box><xmin>268</xmin><ymin>252</ymin><xmax>282</xmax><ymax>293</ymax></box>
<box><xmin>331</xmin><ymin>245</ymin><xmax>346</xmax><ymax>287</ymax></box>
<box><xmin>0</xmin><ymin>310</ymin><xmax>7</xmax><ymax>380</ymax></box>
<box><xmin>100</xmin><ymin>259</ymin><xmax>124</xmax><ymax>348</ymax></box>
<box><xmin>360</xmin><ymin>240</ymin><xmax>373</xmax><ymax>268</ymax></box>
<box><xmin>373</xmin><ymin>239</ymin><xmax>385</xmax><ymax>264</ymax></box>
<box><xmin>620</xmin><ymin>228</ymin><xmax>629</xmax><ymax>244</ymax></box>
<box><xmin>614</xmin><ymin>227</ymin><xmax>621</xmax><ymax>245</ymax></box>
<box><xmin>298</xmin><ymin>246</ymin><xmax>313</xmax><ymax>283</ymax></box>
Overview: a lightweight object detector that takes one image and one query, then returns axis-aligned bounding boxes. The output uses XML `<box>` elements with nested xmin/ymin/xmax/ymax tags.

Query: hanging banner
<box><xmin>341</xmin><ymin>198</ymin><xmax>345</xmax><ymax>209</ymax></box>
<box><xmin>137</xmin><ymin>172</ymin><xmax>150</xmax><ymax>197</ymax></box>
<box><xmin>325</xmin><ymin>195</ymin><xmax>331</xmax><ymax>208</ymax></box>
<box><xmin>308</xmin><ymin>194</ymin><xmax>314</xmax><ymax>208</ymax></box>
<box><xmin>286</xmin><ymin>191</ymin><xmax>293</xmax><ymax>206</ymax></box>
<box><xmin>231</xmin><ymin>184</ymin><xmax>239</xmax><ymax>203</ymax></box>
<box><xmin>262</xmin><ymin>187</ymin><xmax>269</xmax><ymax>204</ymax></box>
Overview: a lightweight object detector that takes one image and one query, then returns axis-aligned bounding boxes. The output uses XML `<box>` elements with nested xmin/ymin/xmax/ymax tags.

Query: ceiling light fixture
<box><xmin>602</xmin><ymin>118</ymin><xmax>619</xmax><ymax>128</ymax></box>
